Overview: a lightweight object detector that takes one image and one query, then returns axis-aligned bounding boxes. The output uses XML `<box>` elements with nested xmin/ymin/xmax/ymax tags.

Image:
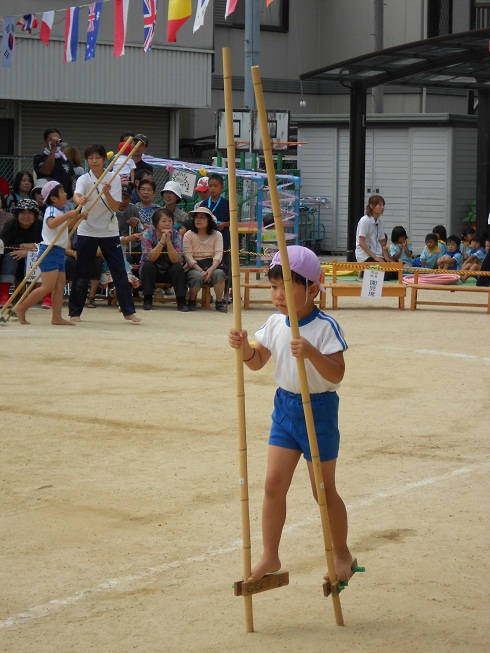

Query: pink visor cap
<box><xmin>270</xmin><ymin>245</ymin><xmax>325</xmax><ymax>293</ymax></box>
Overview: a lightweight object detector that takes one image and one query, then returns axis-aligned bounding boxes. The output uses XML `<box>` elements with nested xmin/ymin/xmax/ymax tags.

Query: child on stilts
<box><xmin>228</xmin><ymin>246</ymin><xmax>353</xmax><ymax>583</ymax></box>
<box><xmin>16</xmin><ymin>181</ymin><xmax>87</xmax><ymax>325</ymax></box>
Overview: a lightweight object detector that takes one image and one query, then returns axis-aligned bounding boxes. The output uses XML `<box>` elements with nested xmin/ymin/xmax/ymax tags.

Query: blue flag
<box><xmin>85</xmin><ymin>2</ymin><xmax>102</xmax><ymax>60</ymax></box>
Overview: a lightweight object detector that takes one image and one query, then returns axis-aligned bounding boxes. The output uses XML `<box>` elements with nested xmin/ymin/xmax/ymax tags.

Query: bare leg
<box><xmin>249</xmin><ymin>445</ymin><xmax>301</xmax><ymax>582</ymax></box>
<box><xmin>51</xmin><ymin>273</ymin><xmax>74</xmax><ymax>325</ymax></box>
<box><xmin>15</xmin><ymin>271</ymin><xmax>57</xmax><ymax>325</ymax></box>
<box><xmin>307</xmin><ymin>459</ymin><xmax>353</xmax><ymax>581</ymax></box>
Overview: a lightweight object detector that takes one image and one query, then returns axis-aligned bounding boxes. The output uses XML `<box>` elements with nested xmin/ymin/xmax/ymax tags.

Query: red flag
<box><xmin>114</xmin><ymin>0</ymin><xmax>129</xmax><ymax>56</ymax></box>
<box><xmin>40</xmin><ymin>12</ymin><xmax>54</xmax><ymax>46</ymax></box>
<box><xmin>167</xmin><ymin>0</ymin><xmax>191</xmax><ymax>42</ymax></box>
<box><xmin>225</xmin><ymin>0</ymin><xmax>238</xmax><ymax>18</ymax></box>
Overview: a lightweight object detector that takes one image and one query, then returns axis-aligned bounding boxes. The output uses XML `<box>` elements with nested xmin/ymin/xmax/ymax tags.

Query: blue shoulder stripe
<box><xmin>317</xmin><ymin>311</ymin><xmax>348</xmax><ymax>350</ymax></box>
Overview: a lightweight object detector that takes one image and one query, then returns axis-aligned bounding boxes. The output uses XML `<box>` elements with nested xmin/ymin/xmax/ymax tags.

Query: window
<box><xmin>472</xmin><ymin>0</ymin><xmax>490</xmax><ymax>28</ymax></box>
<box><xmin>428</xmin><ymin>0</ymin><xmax>453</xmax><ymax>36</ymax></box>
<box><xmin>215</xmin><ymin>0</ymin><xmax>289</xmax><ymax>32</ymax></box>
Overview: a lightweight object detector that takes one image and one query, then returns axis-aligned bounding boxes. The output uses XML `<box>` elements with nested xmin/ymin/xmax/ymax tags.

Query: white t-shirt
<box><xmin>254</xmin><ymin>307</ymin><xmax>348</xmax><ymax>394</ymax></box>
<box><xmin>355</xmin><ymin>214</ymin><xmax>384</xmax><ymax>261</ymax></box>
<box><xmin>75</xmin><ymin>171</ymin><xmax>121</xmax><ymax>238</ymax></box>
<box><xmin>118</xmin><ymin>158</ymin><xmax>136</xmax><ymax>182</ymax></box>
<box><xmin>41</xmin><ymin>205</ymin><xmax>70</xmax><ymax>249</ymax></box>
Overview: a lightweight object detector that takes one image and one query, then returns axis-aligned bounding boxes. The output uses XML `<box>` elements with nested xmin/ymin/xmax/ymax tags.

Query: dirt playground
<box><xmin>0</xmin><ymin>289</ymin><xmax>488</xmax><ymax>653</ymax></box>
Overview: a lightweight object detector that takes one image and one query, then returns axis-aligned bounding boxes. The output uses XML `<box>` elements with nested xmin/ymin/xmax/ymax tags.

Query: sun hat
<box><xmin>188</xmin><ymin>206</ymin><xmax>217</xmax><ymax>223</ymax></box>
<box><xmin>160</xmin><ymin>180</ymin><xmax>183</xmax><ymax>200</ymax></box>
<box><xmin>32</xmin><ymin>178</ymin><xmax>49</xmax><ymax>194</ymax></box>
<box><xmin>41</xmin><ymin>180</ymin><xmax>62</xmax><ymax>202</ymax></box>
<box><xmin>270</xmin><ymin>245</ymin><xmax>326</xmax><ymax>293</ymax></box>
<box><xmin>12</xmin><ymin>198</ymin><xmax>42</xmax><ymax>218</ymax></box>
<box><xmin>196</xmin><ymin>176</ymin><xmax>209</xmax><ymax>192</ymax></box>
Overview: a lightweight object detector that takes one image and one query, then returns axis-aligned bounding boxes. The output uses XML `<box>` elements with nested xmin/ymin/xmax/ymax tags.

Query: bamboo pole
<box><xmin>1</xmin><ymin>136</ymin><xmax>141</xmax><ymax>320</ymax></box>
<box><xmin>251</xmin><ymin>65</ymin><xmax>344</xmax><ymax>627</ymax></box>
<box><xmin>223</xmin><ymin>47</ymin><xmax>254</xmax><ymax>634</ymax></box>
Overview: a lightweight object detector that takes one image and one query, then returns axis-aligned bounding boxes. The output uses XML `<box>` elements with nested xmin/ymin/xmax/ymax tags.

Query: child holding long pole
<box><xmin>228</xmin><ymin>247</ymin><xmax>353</xmax><ymax>585</ymax></box>
<box><xmin>15</xmin><ymin>181</ymin><xmax>87</xmax><ymax>325</ymax></box>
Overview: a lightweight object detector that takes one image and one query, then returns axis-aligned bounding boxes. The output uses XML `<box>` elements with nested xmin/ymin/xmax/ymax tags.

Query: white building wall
<box><xmin>298</xmin><ymin>116</ymin><xmax>477</xmax><ymax>255</ymax></box>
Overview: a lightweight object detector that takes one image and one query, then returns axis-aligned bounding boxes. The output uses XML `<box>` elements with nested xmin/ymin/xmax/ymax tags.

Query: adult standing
<box><xmin>68</xmin><ymin>144</ymin><xmax>141</xmax><ymax>323</ymax></box>
<box><xmin>355</xmin><ymin>195</ymin><xmax>386</xmax><ymax>263</ymax></box>
<box><xmin>33</xmin><ymin>128</ymin><xmax>75</xmax><ymax>198</ymax></box>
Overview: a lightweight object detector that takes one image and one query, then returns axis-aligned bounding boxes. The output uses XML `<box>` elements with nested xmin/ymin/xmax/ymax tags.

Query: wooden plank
<box><xmin>233</xmin><ymin>571</ymin><xmax>289</xmax><ymax>597</ymax></box>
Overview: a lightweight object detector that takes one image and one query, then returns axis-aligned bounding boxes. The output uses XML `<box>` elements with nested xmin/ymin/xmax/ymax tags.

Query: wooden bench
<box><xmin>108</xmin><ymin>284</ymin><xmax>211</xmax><ymax>309</ymax></box>
<box><xmin>241</xmin><ymin>267</ymin><xmax>327</xmax><ymax>310</ymax></box>
<box><xmin>328</xmin><ymin>260</ymin><xmax>406</xmax><ymax>310</ymax></box>
<box><xmin>409</xmin><ymin>271</ymin><xmax>490</xmax><ymax>313</ymax></box>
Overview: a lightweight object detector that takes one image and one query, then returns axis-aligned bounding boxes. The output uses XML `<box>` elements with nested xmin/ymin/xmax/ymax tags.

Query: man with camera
<box><xmin>33</xmin><ymin>128</ymin><xmax>75</xmax><ymax>199</ymax></box>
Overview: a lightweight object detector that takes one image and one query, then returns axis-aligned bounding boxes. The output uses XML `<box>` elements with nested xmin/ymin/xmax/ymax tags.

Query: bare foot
<box><xmin>52</xmin><ymin>318</ymin><xmax>76</xmax><ymax>326</ymax></box>
<box><xmin>69</xmin><ymin>316</ymin><xmax>81</xmax><ymax>322</ymax></box>
<box><xmin>248</xmin><ymin>554</ymin><xmax>281</xmax><ymax>582</ymax></box>
<box><xmin>15</xmin><ymin>305</ymin><xmax>30</xmax><ymax>325</ymax></box>
<box><xmin>324</xmin><ymin>551</ymin><xmax>354</xmax><ymax>582</ymax></box>
<box><xmin>124</xmin><ymin>314</ymin><xmax>142</xmax><ymax>323</ymax></box>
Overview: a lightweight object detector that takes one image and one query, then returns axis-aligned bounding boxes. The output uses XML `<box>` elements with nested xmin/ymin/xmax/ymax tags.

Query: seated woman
<box><xmin>139</xmin><ymin>208</ymin><xmax>189</xmax><ymax>312</ymax></box>
<box><xmin>5</xmin><ymin>171</ymin><xmax>34</xmax><ymax>213</ymax></box>
<box><xmin>183</xmin><ymin>206</ymin><xmax>226</xmax><ymax>312</ymax></box>
<box><xmin>0</xmin><ymin>198</ymin><xmax>42</xmax><ymax>307</ymax></box>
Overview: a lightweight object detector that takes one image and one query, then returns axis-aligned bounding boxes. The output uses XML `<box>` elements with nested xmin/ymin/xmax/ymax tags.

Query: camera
<box><xmin>50</xmin><ymin>139</ymin><xmax>62</xmax><ymax>148</ymax></box>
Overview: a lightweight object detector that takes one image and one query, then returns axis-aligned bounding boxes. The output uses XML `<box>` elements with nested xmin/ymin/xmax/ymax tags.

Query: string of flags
<box><xmin>1</xmin><ymin>0</ymin><xmax>275</xmax><ymax>68</ymax></box>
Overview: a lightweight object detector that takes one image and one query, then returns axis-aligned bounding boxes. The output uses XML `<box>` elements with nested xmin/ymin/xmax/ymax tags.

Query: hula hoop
<box><xmin>403</xmin><ymin>274</ymin><xmax>460</xmax><ymax>285</ymax></box>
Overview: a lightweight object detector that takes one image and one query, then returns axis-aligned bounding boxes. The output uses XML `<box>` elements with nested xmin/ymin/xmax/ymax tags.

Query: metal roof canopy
<box><xmin>301</xmin><ymin>29</ymin><xmax>490</xmax><ymax>259</ymax></box>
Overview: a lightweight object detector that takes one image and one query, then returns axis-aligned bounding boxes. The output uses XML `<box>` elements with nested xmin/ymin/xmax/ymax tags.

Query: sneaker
<box><xmin>164</xmin><ymin>288</ymin><xmax>174</xmax><ymax>296</ymax></box>
<box><xmin>177</xmin><ymin>302</ymin><xmax>190</xmax><ymax>312</ymax></box>
<box><xmin>143</xmin><ymin>302</ymin><xmax>153</xmax><ymax>311</ymax></box>
<box><xmin>215</xmin><ymin>301</ymin><xmax>227</xmax><ymax>313</ymax></box>
<box><xmin>187</xmin><ymin>300</ymin><xmax>197</xmax><ymax>311</ymax></box>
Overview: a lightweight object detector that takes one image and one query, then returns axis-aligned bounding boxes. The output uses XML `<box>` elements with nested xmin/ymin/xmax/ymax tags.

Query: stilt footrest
<box><xmin>233</xmin><ymin>571</ymin><xmax>289</xmax><ymax>597</ymax></box>
<box><xmin>323</xmin><ymin>559</ymin><xmax>365</xmax><ymax>597</ymax></box>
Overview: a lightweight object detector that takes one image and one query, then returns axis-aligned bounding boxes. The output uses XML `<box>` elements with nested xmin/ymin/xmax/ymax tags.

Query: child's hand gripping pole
<box><xmin>252</xmin><ymin>64</ymin><xmax>344</xmax><ymax>627</ymax></box>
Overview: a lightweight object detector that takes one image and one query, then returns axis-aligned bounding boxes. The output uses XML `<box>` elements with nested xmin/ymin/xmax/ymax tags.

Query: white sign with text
<box><xmin>171</xmin><ymin>170</ymin><xmax>197</xmax><ymax>197</ymax></box>
<box><xmin>25</xmin><ymin>250</ymin><xmax>39</xmax><ymax>284</ymax></box>
<box><xmin>361</xmin><ymin>269</ymin><xmax>384</xmax><ymax>299</ymax></box>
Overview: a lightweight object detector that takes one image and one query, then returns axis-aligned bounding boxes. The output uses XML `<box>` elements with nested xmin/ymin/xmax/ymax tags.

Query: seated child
<box><xmin>432</xmin><ymin>224</ymin><xmax>447</xmax><ymax>257</ymax></box>
<box><xmin>389</xmin><ymin>225</ymin><xmax>413</xmax><ymax>267</ymax></box>
<box><xmin>420</xmin><ymin>233</ymin><xmax>441</xmax><ymax>269</ymax></box>
<box><xmin>460</xmin><ymin>232</ymin><xmax>486</xmax><ymax>282</ymax></box>
<box><xmin>379</xmin><ymin>233</ymin><xmax>391</xmax><ymax>262</ymax></box>
<box><xmin>461</xmin><ymin>226</ymin><xmax>476</xmax><ymax>261</ymax></box>
<box><xmin>437</xmin><ymin>235</ymin><xmax>463</xmax><ymax>270</ymax></box>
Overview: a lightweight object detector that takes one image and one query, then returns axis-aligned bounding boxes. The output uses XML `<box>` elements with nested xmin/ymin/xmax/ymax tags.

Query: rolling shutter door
<box><xmin>20</xmin><ymin>102</ymin><xmax>170</xmax><ymax>158</ymax></box>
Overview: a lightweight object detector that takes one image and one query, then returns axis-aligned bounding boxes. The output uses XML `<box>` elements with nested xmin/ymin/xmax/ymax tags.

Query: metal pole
<box><xmin>244</xmin><ymin>0</ymin><xmax>260</xmax><ymax>109</ymax></box>
<box><xmin>372</xmin><ymin>0</ymin><xmax>384</xmax><ymax>113</ymax></box>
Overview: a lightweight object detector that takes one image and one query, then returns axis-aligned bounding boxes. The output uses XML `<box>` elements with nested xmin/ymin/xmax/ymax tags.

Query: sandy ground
<box><xmin>0</xmin><ymin>287</ymin><xmax>489</xmax><ymax>653</ymax></box>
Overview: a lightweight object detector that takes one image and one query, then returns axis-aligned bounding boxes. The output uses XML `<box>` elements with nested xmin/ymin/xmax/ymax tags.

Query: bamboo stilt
<box><xmin>223</xmin><ymin>47</ymin><xmax>254</xmax><ymax>634</ymax></box>
<box><xmin>251</xmin><ymin>65</ymin><xmax>344</xmax><ymax>627</ymax></box>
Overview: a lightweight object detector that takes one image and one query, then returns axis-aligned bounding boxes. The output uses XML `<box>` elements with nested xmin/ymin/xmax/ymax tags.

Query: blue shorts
<box><xmin>269</xmin><ymin>388</ymin><xmax>340</xmax><ymax>462</ymax></box>
<box><xmin>38</xmin><ymin>245</ymin><xmax>66</xmax><ymax>273</ymax></box>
